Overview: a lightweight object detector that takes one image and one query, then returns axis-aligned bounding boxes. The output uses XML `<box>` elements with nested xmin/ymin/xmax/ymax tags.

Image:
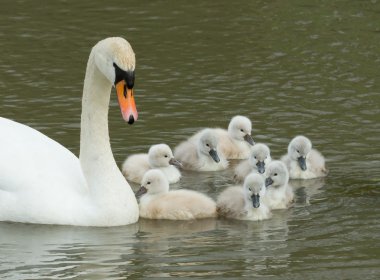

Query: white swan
<box><xmin>122</xmin><ymin>144</ymin><xmax>182</xmax><ymax>184</ymax></box>
<box><xmin>263</xmin><ymin>161</ymin><xmax>294</xmax><ymax>210</ymax></box>
<box><xmin>217</xmin><ymin>173</ymin><xmax>271</xmax><ymax>221</ymax></box>
<box><xmin>135</xmin><ymin>169</ymin><xmax>217</xmax><ymax>220</ymax></box>
<box><xmin>234</xmin><ymin>143</ymin><xmax>272</xmax><ymax>182</ymax></box>
<box><xmin>0</xmin><ymin>37</ymin><xmax>140</xmax><ymax>226</ymax></box>
<box><xmin>174</xmin><ymin>128</ymin><xmax>228</xmax><ymax>171</ymax></box>
<box><xmin>281</xmin><ymin>135</ymin><xmax>328</xmax><ymax>179</ymax></box>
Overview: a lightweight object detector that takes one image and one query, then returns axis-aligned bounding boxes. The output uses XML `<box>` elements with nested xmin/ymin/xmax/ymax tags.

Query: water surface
<box><xmin>0</xmin><ymin>0</ymin><xmax>379</xmax><ymax>279</ymax></box>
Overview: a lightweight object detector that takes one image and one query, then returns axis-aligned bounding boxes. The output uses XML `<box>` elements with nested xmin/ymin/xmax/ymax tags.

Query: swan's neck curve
<box><xmin>79</xmin><ymin>52</ymin><xmax>138</xmax><ymax>222</ymax></box>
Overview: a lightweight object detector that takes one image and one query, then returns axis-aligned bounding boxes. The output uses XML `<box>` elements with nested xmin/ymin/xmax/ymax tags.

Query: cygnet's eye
<box><xmin>274</xmin><ymin>173</ymin><xmax>278</xmax><ymax>176</ymax></box>
<box><xmin>240</xmin><ymin>129</ymin><xmax>244</xmax><ymax>132</ymax></box>
<box><xmin>206</xmin><ymin>143</ymin><xmax>210</xmax><ymax>147</ymax></box>
<box><xmin>164</xmin><ymin>155</ymin><xmax>168</xmax><ymax>158</ymax></box>
<box><xmin>254</xmin><ymin>156</ymin><xmax>257</xmax><ymax>159</ymax></box>
<box><xmin>296</xmin><ymin>150</ymin><xmax>300</xmax><ymax>153</ymax></box>
<box><xmin>147</xmin><ymin>181</ymin><xmax>151</xmax><ymax>185</ymax></box>
<box><xmin>248</xmin><ymin>187</ymin><xmax>252</xmax><ymax>191</ymax></box>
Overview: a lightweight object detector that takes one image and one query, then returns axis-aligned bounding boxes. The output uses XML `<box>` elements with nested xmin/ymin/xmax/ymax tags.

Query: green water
<box><xmin>0</xmin><ymin>0</ymin><xmax>379</xmax><ymax>279</ymax></box>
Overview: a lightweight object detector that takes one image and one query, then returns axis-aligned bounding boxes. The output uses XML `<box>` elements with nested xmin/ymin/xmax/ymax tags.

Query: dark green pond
<box><xmin>0</xmin><ymin>0</ymin><xmax>379</xmax><ymax>279</ymax></box>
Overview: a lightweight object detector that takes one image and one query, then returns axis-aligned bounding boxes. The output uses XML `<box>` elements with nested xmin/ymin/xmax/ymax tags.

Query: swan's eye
<box><xmin>248</xmin><ymin>187</ymin><xmax>252</xmax><ymax>191</ymax></box>
<box><xmin>274</xmin><ymin>173</ymin><xmax>278</xmax><ymax>176</ymax></box>
<box><xmin>240</xmin><ymin>129</ymin><xmax>244</xmax><ymax>132</ymax></box>
<box><xmin>206</xmin><ymin>143</ymin><xmax>210</xmax><ymax>147</ymax></box>
<box><xmin>254</xmin><ymin>156</ymin><xmax>257</xmax><ymax>159</ymax></box>
<box><xmin>164</xmin><ymin>155</ymin><xmax>168</xmax><ymax>158</ymax></box>
<box><xmin>147</xmin><ymin>181</ymin><xmax>151</xmax><ymax>185</ymax></box>
<box><xmin>296</xmin><ymin>150</ymin><xmax>300</xmax><ymax>153</ymax></box>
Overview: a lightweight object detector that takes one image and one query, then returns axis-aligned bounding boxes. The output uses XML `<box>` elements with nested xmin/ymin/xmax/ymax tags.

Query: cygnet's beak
<box><xmin>251</xmin><ymin>194</ymin><xmax>260</xmax><ymax>208</ymax></box>
<box><xmin>116</xmin><ymin>79</ymin><xmax>138</xmax><ymax>124</ymax></box>
<box><xmin>297</xmin><ymin>156</ymin><xmax>307</xmax><ymax>171</ymax></box>
<box><xmin>209</xmin><ymin>149</ymin><xmax>220</xmax><ymax>163</ymax></box>
<box><xmin>256</xmin><ymin>161</ymin><xmax>265</xmax><ymax>174</ymax></box>
<box><xmin>244</xmin><ymin>134</ymin><xmax>255</xmax><ymax>145</ymax></box>
<box><xmin>169</xmin><ymin>158</ymin><xmax>183</xmax><ymax>168</ymax></box>
<box><xmin>265</xmin><ymin>177</ymin><xmax>274</xmax><ymax>187</ymax></box>
<box><xmin>135</xmin><ymin>186</ymin><xmax>147</xmax><ymax>198</ymax></box>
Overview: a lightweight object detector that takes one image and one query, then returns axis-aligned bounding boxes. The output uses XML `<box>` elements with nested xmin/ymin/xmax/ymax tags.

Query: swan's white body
<box><xmin>234</xmin><ymin>143</ymin><xmax>272</xmax><ymax>182</ymax></box>
<box><xmin>281</xmin><ymin>135</ymin><xmax>328</xmax><ymax>179</ymax></box>
<box><xmin>216</xmin><ymin>174</ymin><xmax>271</xmax><ymax>221</ymax></box>
<box><xmin>0</xmin><ymin>37</ymin><xmax>140</xmax><ymax>226</ymax></box>
<box><xmin>122</xmin><ymin>144</ymin><xmax>181</xmax><ymax>184</ymax></box>
<box><xmin>174</xmin><ymin>128</ymin><xmax>228</xmax><ymax>171</ymax></box>
<box><xmin>263</xmin><ymin>161</ymin><xmax>294</xmax><ymax>210</ymax></box>
<box><xmin>137</xmin><ymin>170</ymin><xmax>216</xmax><ymax>220</ymax></box>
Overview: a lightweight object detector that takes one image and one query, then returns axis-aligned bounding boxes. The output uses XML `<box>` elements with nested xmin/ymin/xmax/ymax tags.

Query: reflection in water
<box><xmin>1</xmin><ymin>0</ymin><xmax>380</xmax><ymax>278</ymax></box>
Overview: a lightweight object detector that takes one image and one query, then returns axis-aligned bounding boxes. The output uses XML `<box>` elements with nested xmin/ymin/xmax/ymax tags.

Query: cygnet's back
<box><xmin>136</xmin><ymin>169</ymin><xmax>216</xmax><ymax>220</ymax></box>
<box><xmin>234</xmin><ymin>143</ymin><xmax>272</xmax><ymax>182</ymax></box>
<box><xmin>174</xmin><ymin>129</ymin><xmax>228</xmax><ymax>171</ymax></box>
<box><xmin>263</xmin><ymin>161</ymin><xmax>294</xmax><ymax>210</ymax></box>
<box><xmin>122</xmin><ymin>144</ymin><xmax>182</xmax><ymax>184</ymax></box>
<box><xmin>281</xmin><ymin>135</ymin><xmax>328</xmax><ymax>179</ymax></box>
<box><xmin>217</xmin><ymin>173</ymin><xmax>271</xmax><ymax>221</ymax></box>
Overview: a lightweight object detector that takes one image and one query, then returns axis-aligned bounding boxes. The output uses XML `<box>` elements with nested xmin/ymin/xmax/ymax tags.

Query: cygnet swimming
<box><xmin>174</xmin><ymin>128</ymin><xmax>228</xmax><ymax>171</ymax></box>
<box><xmin>122</xmin><ymin>144</ymin><xmax>182</xmax><ymax>184</ymax></box>
<box><xmin>281</xmin><ymin>135</ymin><xmax>328</xmax><ymax>179</ymax></box>
<box><xmin>263</xmin><ymin>161</ymin><xmax>294</xmax><ymax>210</ymax></box>
<box><xmin>234</xmin><ymin>143</ymin><xmax>272</xmax><ymax>182</ymax></box>
<box><xmin>216</xmin><ymin>173</ymin><xmax>271</xmax><ymax>221</ymax></box>
<box><xmin>135</xmin><ymin>169</ymin><xmax>217</xmax><ymax>220</ymax></box>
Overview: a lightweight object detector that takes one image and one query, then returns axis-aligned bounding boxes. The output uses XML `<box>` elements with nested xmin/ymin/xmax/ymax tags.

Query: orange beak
<box><xmin>116</xmin><ymin>80</ymin><xmax>138</xmax><ymax>124</ymax></box>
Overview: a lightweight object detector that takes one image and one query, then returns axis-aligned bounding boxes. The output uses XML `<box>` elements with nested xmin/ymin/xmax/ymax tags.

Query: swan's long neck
<box><xmin>79</xmin><ymin>52</ymin><xmax>136</xmax><ymax>215</ymax></box>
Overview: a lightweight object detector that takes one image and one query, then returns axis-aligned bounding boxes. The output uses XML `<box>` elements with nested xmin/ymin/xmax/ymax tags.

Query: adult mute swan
<box><xmin>281</xmin><ymin>135</ymin><xmax>328</xmax><ymax>179</ymax></box>
<box><xmin>217</xmin><ymin>173</ymin><xmax>271</xmax><ymax>221</ymax></box>
<box><xmin>122</xmin><ymin>143</ymin><xmax>182</xmax><ymax>184</ymax></box>
<box><xmin>0</xmin><ymin>37</ymin><xmax>140</xmax><ymax>226</ymax></box>
<box><xmin>135</xmin><ymin>169</ymin><xmax>217</xmax><ymax>220</ymax></box>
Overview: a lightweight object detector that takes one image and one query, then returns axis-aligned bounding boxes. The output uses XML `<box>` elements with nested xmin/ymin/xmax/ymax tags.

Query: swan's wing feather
<box><xmin>0</xmin><ymin>117</ymin><xmax>86</xmax><ymax>194</ymax></box>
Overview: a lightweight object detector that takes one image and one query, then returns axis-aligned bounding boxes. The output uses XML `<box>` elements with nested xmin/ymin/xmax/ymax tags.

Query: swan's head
<box><xmin>135</xmin><ymin>169</ymin><xmax>169</xmax><ymax>198</ymax></box>
<box><xmin>198</xmin><ymin>129</ymin><xmax>220</xmax><ymax>163</ymax></box>
<box><xmin>148</xmin><ymin>144</ymin><xmax>182</xmax><ymax>168</ymax></box>
<box><xmin>265</xmin><ymin>161</ymin><xmax>289</xmax><ymax>189</ymax></box>
<box><xmin>288</xmin><ymin>136</ymin><xmax>312</xmax><ymax>171</ymax></box>
<box><xmin>243</xmin><ymin>173</ymin><xmax>266</xmax><ymax>208</ymax></box>
<box><xmin>249</xmin><ymin>143</ymin><xmax>271</xmax><ymax>174</ymax></box>
<box><xmin>93</xmin><ymin>37</ymin><xmax>137</xmax><ymax>124</ymax></box>
<box><xmin>227</xmin><ymin>116</ymin><xmax>254</xmax><ymax>145</ymax></box>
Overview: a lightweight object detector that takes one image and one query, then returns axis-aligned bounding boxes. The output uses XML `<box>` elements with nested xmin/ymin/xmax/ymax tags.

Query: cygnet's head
<box><xmin>135</xmin><ymin>169</ymin><xmax>169</xmax><ymax>198</ymax></box>
<box><xmin>249</xmin><ymin>143</ymin><xmax>271</xmax><ymax>174</ymax></box>
<box><xmin>265</xmin><ymin>161</ymin><xmax>289</xmax><ymax>189</ymax></box>
<box><xmin>243</xmin><ymin>173</ymin><xmax>266</xmax><ymax>208</ymax></box>
<box><xmin>148</xmin><ymin>144</ymin><xmax>182</xmax><ymax>168</ymax></box>
<box><xmin>198</xmin><ymin>129</ymin><xmax>220</xmax><ymax>163</ymax></box>
<box><xmin>227</xmin><ymin>115</ymin><xmax>254</xmax><ymax>145</ymax></box>
<box><xmin>92</xmin><ymin>37</ymin><xmax>137</xmax><ymax>124</ymax></box>
<box><xmin>288</xmin><ymin>135</ymin><xmax>312</xmax><ymax>171</ymax></box>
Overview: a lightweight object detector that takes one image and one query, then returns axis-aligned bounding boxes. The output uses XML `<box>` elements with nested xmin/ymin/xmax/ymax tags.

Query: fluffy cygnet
<box><xmin>174</xmin><ymin>128</ymin><xmax>228</xmax><ymax>171</ymax></box>
<box><xmin>263</xmin><ymin>161</ymin><xmax>294</xmax><ymax>210</ymax></box>
<box><xmin>213</xmin><ymin>115</ymin><xmax>255</xmax><ymax>159</ymax></box>
<box><xmin>234</xmin><ymin>143</ymin><xmax>272</xmax><ymax>182</ymax></box>
<box><xmin>216</xmin><ymin>173</ymin><xmax>271</xmax><ymax>221</ymax></box>
<box><xmin>135</xmin><ymin>169</ymin><xmax>217</xmax><ymax>220</ymax></box>
<box><xmin>122</xmin><ymin>144</ymin><xmax>182</xmax><ymax>184</ymax></box>
<box><xmin>281</xmin><ymin>135</ymin><xmax>328</xmax><ymax>179</ymax></box>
